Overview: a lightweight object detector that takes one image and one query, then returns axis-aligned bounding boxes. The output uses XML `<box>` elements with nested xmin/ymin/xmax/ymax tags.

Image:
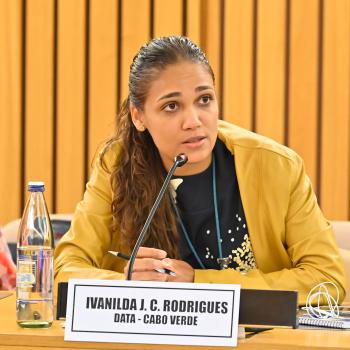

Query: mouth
<box><xmin>183</xmin><ymin>136</ymin><xmax>207</xmax><ymax>144</ymax></box>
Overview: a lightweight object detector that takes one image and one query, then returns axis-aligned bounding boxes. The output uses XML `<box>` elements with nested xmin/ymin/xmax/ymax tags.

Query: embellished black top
<box><xmin>171</xmin><ymin>139</ymin><xmax>256</xmax><ymax>271</ymax></box>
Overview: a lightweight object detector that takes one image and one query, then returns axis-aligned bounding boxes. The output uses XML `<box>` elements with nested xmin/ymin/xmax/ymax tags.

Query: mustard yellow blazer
<box><xmin>54</xmin><ymin>120</ymin><xmax>346</xmax><ymax>304</ymax></box>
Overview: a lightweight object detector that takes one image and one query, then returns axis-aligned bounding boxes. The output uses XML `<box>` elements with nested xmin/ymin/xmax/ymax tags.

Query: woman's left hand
<box><xmin>162</xmin><ymin>258</ymin><xmax>194</xmax><ymax>282</ymax></box>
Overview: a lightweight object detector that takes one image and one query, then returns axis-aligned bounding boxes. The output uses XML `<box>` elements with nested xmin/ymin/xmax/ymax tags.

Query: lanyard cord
<box><xmin>171</xmin><ymin>154</ymin><xmax>223</xmax><ymax>269</ymax></box>
<box><xmin>212</xmin><ymin>154</ymin><xmax>223</xmax><ymax>259</ymax></box>
<box><xmin>171</xmin><ymin>199</ymin><xmax>206</xmax><ymax>269</ymax></box>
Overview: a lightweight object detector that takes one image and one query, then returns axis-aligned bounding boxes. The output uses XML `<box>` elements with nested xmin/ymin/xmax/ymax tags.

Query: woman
<box><xmin>54</xmin><ymin>36</ymin><xmax>346</xmax><ymax>304</ymax></box>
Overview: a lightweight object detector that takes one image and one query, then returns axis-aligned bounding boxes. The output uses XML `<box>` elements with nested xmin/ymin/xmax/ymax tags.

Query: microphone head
<box><xmin>175</xmin><ymin>153</ymin><xmax>188</xmax><ymax>167</ymax></box>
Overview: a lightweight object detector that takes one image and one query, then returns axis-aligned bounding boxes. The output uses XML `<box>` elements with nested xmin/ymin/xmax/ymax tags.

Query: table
<box><xmin>0</xmin><ymin>291</ymin><xmax>349</xmax><ymax>350</ymax></box>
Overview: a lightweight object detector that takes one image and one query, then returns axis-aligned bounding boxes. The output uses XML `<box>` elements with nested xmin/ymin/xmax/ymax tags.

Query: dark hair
<box><xmin>129</xmin><ymin>36</ymin><xmax>214</xmax><ymax>110</ymax></box>
<box><xmin>101</xmin><ymin>36</ymin><xmax>214</xmax><ymax>257</ymax></box>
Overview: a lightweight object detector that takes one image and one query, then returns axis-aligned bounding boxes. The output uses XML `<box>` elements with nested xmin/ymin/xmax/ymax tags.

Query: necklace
<box><xmin>171</xmin><ymin>154</ymin><xmax>233</xmax><ymax>270</ymax></box>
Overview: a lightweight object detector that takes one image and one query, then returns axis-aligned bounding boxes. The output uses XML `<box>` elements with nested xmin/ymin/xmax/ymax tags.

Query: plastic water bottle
<box><xmin>16</xmin><ymin>181</ymin><xmax>54</xmax><ymax>328</ymax></box>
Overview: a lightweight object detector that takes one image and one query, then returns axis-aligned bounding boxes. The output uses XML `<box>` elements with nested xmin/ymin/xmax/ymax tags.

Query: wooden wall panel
<box><xmin>0</xmin><ymin>0</ymin><xmax>22</xmax><ymax>224</ymax></box>
<box><xmin>200</xmin><ymin>0</ymin><xmax>222</xmax><ymax>109</ymax></box>
<box><xmin>25</xmin><ymin>0</ymin><xmax>54</xmax><ymax>211</ymax></box>
<box><xmin>89</xmin><ymin>0</ymin><xmax>117</xmax><ymax>166</ymax></box>
<box><xmin>186</xmin><ymin>0</ymin><xmax>201</xmax><ymax>43</ymax></box>
<box><xmin>223</xmin><ymin>0</ymin><xmax>254</xmax><ymax>129</ymax></box>
<box><xmin>255</xmin><ymin>0</ymin><xmax>287</xmax><ymax>144</ymax></box>
<box><xmin>1</xmin><ymin>0</ymin><xmax>350</xmax><ymax>223</ymax></box>
<box><xmin>321</xmin><ymin>0</ymin><xmax>350</xmax><ymax>219</ymax></box>
<box><xmin>120</xmin><ymin>0</ymin><xmax>150</xmax><ymax>102</ymax></box>
<box><xmin>288</xmin><ymin>0</ymin><xmax>319</xmax><ymax>190</ymax></box>
<box><xmin>55</xmin><ymin>0</ymin><xmax>86</xmax><ymax>213</ymax></box>
<box><xmin>153</xmin><ymin>0</ymin><xmax>183</xmax><ymax>37</ymax></box>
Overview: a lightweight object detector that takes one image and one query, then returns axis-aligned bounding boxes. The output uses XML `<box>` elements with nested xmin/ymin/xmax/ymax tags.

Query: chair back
<box><xmin>2</xmin><ymin>214</ymin><xmax>72</xmax><ymax>261</ymax></box>
<box><xmin>332</xmin><ymin>221</ymin><xmax>350</xmax><ymax>250</ymax></box>
<box><xmin>331</xmin><ymin>221</ymin><xmax>350</xmax><ymax>302</ymax></box>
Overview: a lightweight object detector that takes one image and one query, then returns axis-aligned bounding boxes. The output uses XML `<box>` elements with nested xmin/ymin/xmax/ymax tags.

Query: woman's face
<box><xmin>131</xmin><ymin>61</ymin><xmax>219</xmax><ymax>176</ymax></box>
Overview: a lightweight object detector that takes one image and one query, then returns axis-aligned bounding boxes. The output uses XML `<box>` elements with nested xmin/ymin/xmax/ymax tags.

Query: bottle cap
<box><xmin>28</xmin><ymin>181</ymin><xmax>45</xmax><ymax>192</ymax></box>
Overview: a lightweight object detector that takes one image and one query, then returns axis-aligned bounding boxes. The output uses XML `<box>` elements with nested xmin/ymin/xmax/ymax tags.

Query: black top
<box><xmin>172</xmin><ymin>139</ymin><xmax>256</xmax><ymax>271</ymax></box>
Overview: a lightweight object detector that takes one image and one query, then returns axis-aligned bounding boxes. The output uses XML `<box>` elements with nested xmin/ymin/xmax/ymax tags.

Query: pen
<box><xmin>108</xmin><ymin>250</ymin><xmax>176</xmax><ymax>277</ymax></box>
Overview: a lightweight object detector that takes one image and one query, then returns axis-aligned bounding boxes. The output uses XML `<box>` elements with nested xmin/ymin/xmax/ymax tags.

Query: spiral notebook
<box><xmin>298</xmin><ymin>315</ymin><xmax>350</xmax><ymax>329</ymax></box>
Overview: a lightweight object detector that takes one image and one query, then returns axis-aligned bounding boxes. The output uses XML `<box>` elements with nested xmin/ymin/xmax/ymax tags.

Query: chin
<box><xmin>186</xmin><ymin>152</ymin><xmax>212</xmax><ymax>169</ymax></box>
<box><xmin>188</xmin><ymin>146</ymin><xmax>212</xmax><ymax>160</ymax></box>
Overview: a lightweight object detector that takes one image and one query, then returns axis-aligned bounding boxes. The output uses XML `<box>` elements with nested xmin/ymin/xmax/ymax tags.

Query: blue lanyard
<box><xmin>171</xmin><ymin>154</ymin><xmax>223</xmax><ymax>269</ymax></box>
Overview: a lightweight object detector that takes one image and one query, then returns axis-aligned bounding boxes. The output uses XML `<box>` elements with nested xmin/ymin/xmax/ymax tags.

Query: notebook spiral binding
<box><xmin>298</xmin><ymin>316</ymin><xmax>350</xmax><ymax>329</ymax></box>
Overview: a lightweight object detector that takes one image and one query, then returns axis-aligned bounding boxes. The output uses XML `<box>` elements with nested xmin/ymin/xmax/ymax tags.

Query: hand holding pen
<box><xmin>108</xmin><ymin>247</ymin><xmax>176</xmax><ymax>278</ymax></box>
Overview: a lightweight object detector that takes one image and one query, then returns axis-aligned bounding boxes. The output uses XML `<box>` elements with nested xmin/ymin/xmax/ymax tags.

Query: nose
<box><xmin>182</xmin><ymin>107</ymin><xmax>202</xmax><ymax>130</ymax></box>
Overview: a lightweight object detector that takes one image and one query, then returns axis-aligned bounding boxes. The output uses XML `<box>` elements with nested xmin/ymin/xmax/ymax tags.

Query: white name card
<box><xmin>64</xmin><ymin>279</ymin><xmax>240</xmax><ymax>347</ymax></box>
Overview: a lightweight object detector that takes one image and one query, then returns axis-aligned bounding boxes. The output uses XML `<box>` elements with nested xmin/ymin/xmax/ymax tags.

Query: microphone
<box><xmin>127</xmin><ymin>153</ymin><xmax>188</xmax><ymax>280</ymax></box>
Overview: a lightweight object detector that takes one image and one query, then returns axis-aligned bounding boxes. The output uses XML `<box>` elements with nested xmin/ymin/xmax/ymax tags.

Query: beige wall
<box><xmin>0</xmin><ymin>0</ymin><xmax>349</xmax><ymax>224</ymax></box>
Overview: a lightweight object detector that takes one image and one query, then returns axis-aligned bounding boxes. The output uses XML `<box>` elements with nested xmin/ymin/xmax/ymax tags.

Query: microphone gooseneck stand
<box><xmin>126</xmin><ymin>154</ymin><xmax>188</xmax><ymax>280</ymax></box>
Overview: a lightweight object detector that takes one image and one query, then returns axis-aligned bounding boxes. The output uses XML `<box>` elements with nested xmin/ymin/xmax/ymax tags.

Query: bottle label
<box><xmin>17</xmin><ymin>260</ymin><xmax>36</xmax><ymax>286</ymax></box>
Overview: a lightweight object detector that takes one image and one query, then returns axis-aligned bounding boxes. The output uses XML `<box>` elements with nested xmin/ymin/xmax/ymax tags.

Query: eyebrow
<box><xmin>157</xmin><ymin>85</ymin><xmax>213</xmax><ymax>102</ymax></box>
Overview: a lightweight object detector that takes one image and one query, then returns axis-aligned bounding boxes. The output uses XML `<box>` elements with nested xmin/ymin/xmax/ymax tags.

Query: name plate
<box><xmin>64</xmin><ymin>279</ymin><xmax>240</xmax><ymax>347</ymax></box>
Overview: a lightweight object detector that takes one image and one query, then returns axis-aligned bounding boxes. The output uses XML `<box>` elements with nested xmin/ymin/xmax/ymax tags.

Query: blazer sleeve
<box><xmin>54</xmin><ymin>146</ymin><xmax>125</xmax><ymax>292</ymax></box>
<box><xmin>194</xmin><ymin>152</ymin><xmax>347</xmax><ymax>306</ymax></box>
